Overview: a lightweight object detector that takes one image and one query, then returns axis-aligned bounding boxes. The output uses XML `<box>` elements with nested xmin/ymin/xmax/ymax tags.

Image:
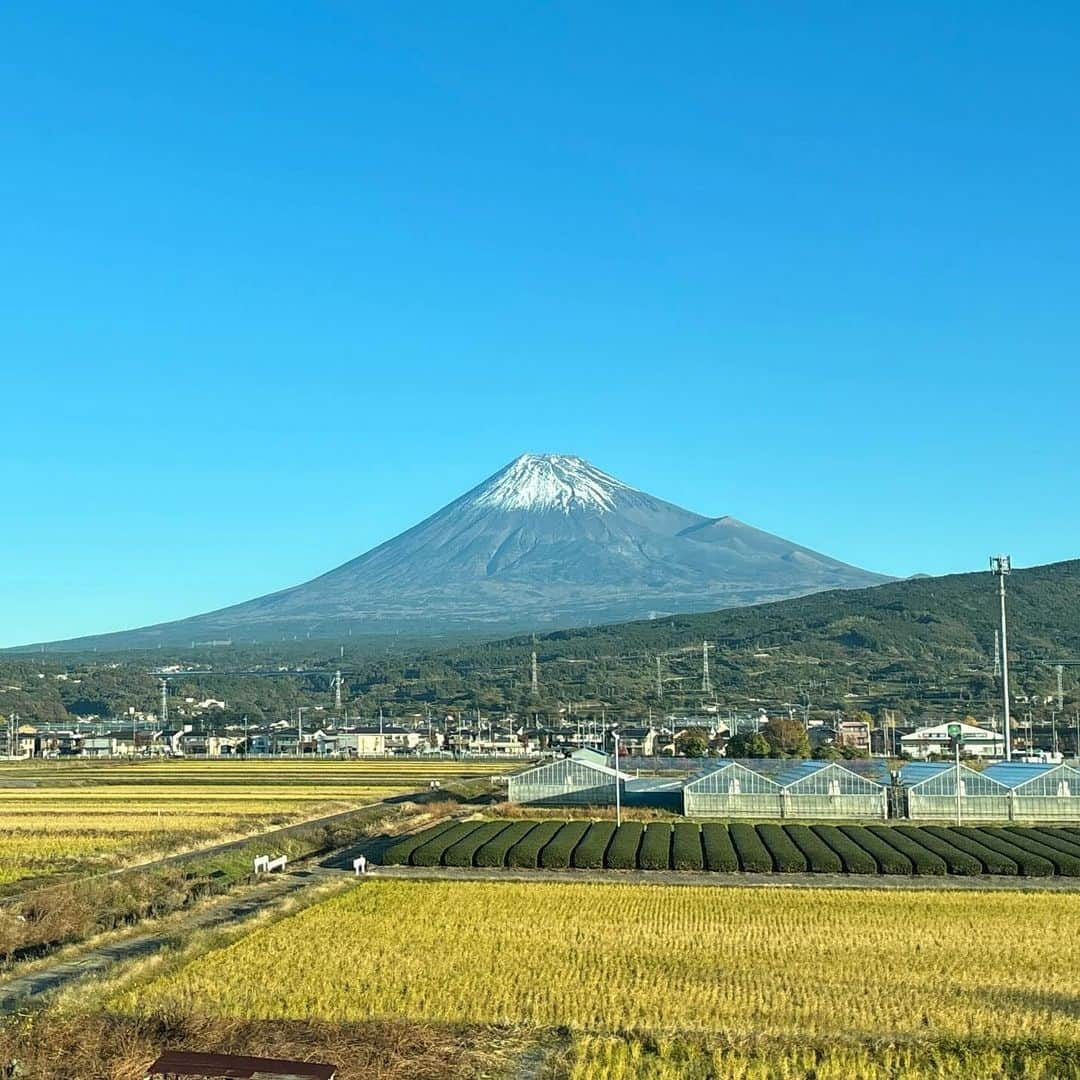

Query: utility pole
<box><xmin>701</xmin><ymin>641</ymin><xmax>711</xmax><ymax>696</ymax></box>
<box><xmin>612</xmin><ymin>728</ymin><xmax>621</xmax><ymax>827</ymax></box>
<box><xmin>991</xmin><ymin>556</ymin><xmax>1013</xmax><ymax>761</ymax></box>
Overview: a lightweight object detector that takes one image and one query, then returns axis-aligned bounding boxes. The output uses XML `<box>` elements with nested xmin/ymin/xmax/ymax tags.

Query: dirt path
<box><xmin>370</xmin><ymin>864</ymin><xmax>1080</xmax><ymax>891</ymax></box>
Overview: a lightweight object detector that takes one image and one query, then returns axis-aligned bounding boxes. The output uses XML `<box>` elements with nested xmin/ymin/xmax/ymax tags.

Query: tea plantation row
<box><xmin>382</xmin><ymin>819</ymin><xmax>1080</xmax><ymax>877</ymax></box>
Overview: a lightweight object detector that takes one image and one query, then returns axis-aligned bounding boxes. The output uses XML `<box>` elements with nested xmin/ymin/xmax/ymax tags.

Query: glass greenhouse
<box><xmin>682</xmin><ymin>761</ymin><xmax>783</xmax><ymax>817</ymax></box>
<box><xmin>902</xmin><ymin>763</ymin><xmax>1010</xmax><ymax>820</ymax></box>
<box><xmin>984</xmin><ymin>762</ymin><xmax>1080</xmax><ymax>820</ymax></box>
<box><xmin>776</xmin><ymin>761</ymin><xmax>888</xmax><ymax>820</ymax></box>
<box><xmin>507</xmin><ymin>753</ymin><xmax>624</xmax><ymax>806</ymax></box>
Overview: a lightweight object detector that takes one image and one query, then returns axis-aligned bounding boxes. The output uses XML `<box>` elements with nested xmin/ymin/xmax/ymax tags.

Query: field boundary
<box><xmin>370</xmin><ymin>864</ymin><xmax>1080</xmax><ymax>891</ymax></box>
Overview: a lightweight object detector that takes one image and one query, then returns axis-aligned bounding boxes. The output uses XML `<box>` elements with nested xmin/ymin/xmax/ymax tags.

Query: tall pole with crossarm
<box><xmin>991</xmin><ymin>555</ymin><xmax>1013</xmax><ymax>761</ymax></box>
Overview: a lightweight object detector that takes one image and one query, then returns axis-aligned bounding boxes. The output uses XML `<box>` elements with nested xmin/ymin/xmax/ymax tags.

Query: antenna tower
<box><xmin>159</xmin><ymin>678</ymin><xmax>169</xmax><ymax>727</ymax></box>
<box><xmin>993</xmin><ymin>629</ymin><xmax>1001</xmax><ymax>677</ymax></box>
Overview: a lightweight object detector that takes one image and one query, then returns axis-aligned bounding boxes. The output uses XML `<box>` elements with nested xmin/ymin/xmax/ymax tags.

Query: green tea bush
<box><xmin>866</xmin><ymin>826</ymin><xmax>945</xmax><ymax>875</ymax></box>
<box><xmin>540</xmin><ymin>821</ymin><xmax>591</xmax><ymax>869</ymax></box>
<box><xmin>507</xmin><ymin>820</ymin><xmax>564</xmax><ymax>869</ymax></box>
<box><xmin>837</xmin><ymin>826</ymin><xmax>912</xmax><ymax>875</ymax></box>
<box><xmin>474</xmin><ymin>821</ymin><xmax>536</xmax><ymax>868</ymax></box>
<box><xmin>923</xmin><ymin>826</ymin><xmax>1017</xmax><ymax>875</ymax></box>
<box><xmin>572</xmin><ymin>821</ymin><xmax>618</xmax><ymax>869</ymax></box>
<box><xmin>893</xmin><ymin>827</ymin><xmax>981</xmax><ymax>875</ymax></box>
<box><xmin>442</xmin><ymin>821</ymin><xmax>510</xmax><ymax>867</ymax></box>
<box><xmin>1029</xmin><ymin>827</ymin><xmax>1080</xmax><ymax>859</ymax></box>
<box><xmin>962</xmin><ymin>828</ymin><xmax>1052</xmax><ymax>877</ymax></box>
<box><xmin>701</xmin><ymin>824</ymin><xmax>739</xmax><ymax>872</ymax></box>
<box><xmin>783</xmin><ymin>825</ymin><xmax>842</xmax><ymax>873</ymax></box>
<box><xmin>755</xmin><ymin>824</ymin><xmax>806</xmax><ymax>873</ymax></box>
<box><xmin>810</xmin><ymin>825</ymin><xmax>876</xmax><ymax>874</ymax></box>
<box><xmin>671</xmin><ymin>823</ymin><xmax>704</xmax><ymax>871</ymax></box>
<box><xmin>637</xmin><ymin>823</ymin><xmax>673</xmax><ymax>871</ymax></box>
<box><xmin>1002</xmin><ymin>828</ymin><xmax>1080</xmax><ymax>875</ymax></box>
<box><xmin>411</xmin><ymin>822</ymin><xmax>478</xmax><ymax>867</ymax></box>
<box><xmin>382</xmin><ymin>820</ymin><xmax>456</xmax><ymax>866</ymax></box>
<box><xmin>604</xmin><ymin>822</ymin><xmax>644</xmax><ymax>870</ymax></box>
<box><xmin>729</xmin><ymin>823</ymin><xmax>772</xmax><ymax>873</ymax></box>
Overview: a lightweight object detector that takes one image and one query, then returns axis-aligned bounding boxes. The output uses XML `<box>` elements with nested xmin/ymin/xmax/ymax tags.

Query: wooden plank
<box><xmin>145</xmin><ymin>1050</ymin><xmax>336</xmax><ymax>1079</ymax></box>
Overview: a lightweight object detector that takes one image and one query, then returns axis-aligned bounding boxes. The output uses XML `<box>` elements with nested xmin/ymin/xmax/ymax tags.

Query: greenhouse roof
<box><xmin>775</xmin><ymin>760</ymin><xmax>829</xmax><ymax>787</ymax></box>
<box><xmin>514</xmin><ymin>754</ymin><xmax>624</xmax><ymax>781</ymax></box>
<box><xmin>897</xmin><ymin>763</ymin><xmax>950</xmax><ymax>787</ymax></box>
<box><xmin>683</xmin><ymin>760</ymin><xmax>781</xmax><ymax>791</ymax></box>
<box><xmin>569</xmin><ymin>747</ymin><xmax>610</xmax><ymax>768</ymax></box>
<box><xmin>774</xmin><ymin>760</ymin><xmax>887</xmax><ymax>790</ymax></box>
<box><xmin>983</xmin><ymin>762</ymin><xmax>1055</xmax><ymax>788</ymax></box>
<box><xmin>900</xmin><ymin>762</ymin><xmax>1010</xmax><ymax>792</ymax></box>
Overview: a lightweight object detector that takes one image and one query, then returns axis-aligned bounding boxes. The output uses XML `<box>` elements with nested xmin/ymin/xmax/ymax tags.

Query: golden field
<box><xmin>0</xmin><ymin>758</ymin><xmax>505</xmax><ymax>888</ymax></box>
<box><xmin>113</xmin><ymin>879</ymin><xmax>1080</xmax><ymax>1077</ymax></box>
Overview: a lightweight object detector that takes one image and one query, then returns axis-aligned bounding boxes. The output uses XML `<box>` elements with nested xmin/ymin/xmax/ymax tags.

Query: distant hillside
<box><xmin>451</xmin><ymin>558</ymin><xmax>1080</xmax><ymax>723</ymax></box>
<box><xmin>525</xmin><ymin>558</ymin><xmax>1080</xmax><ymax>663</ymax></box>
<box><xmin>4</xmin><ymin>560</ymin><xmax>1078</xmax><ymax>729</ymax></box>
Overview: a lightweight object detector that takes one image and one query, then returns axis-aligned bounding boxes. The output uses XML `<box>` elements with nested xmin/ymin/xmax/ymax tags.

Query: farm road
<box><xmin>370</xmin><ymin>864</ymin><xmax>1080</xmax><ymax>891</ymax></box>
<box><xmin>0</xmin><ymin>865</ymin><xmax>339</xmax><ymax>1015</ymax></box>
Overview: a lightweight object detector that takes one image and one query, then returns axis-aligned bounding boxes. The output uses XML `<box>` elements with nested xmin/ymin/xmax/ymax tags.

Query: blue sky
<box><xmin>3</xmin><ymin>4</ymin><xmax>1079</xmax><ymax>645</ymax></box>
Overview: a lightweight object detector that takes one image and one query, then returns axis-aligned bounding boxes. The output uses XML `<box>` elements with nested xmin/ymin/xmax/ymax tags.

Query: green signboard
<box><xmin>947</xmin><ymin>723</ymin><xmax>962</xmax><ymax>740</ymax></box>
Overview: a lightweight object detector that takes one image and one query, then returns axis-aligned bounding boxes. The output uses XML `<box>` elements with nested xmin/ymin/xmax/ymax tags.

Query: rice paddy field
<box><xmin>0</xmin><ymin>758</ymin><xmax>506</xmax><ymax>891</ymax></box>
<box><xmin>112</xmin><ymin>878</ymin><xmax>1080</xmax><ymax>1078</ymax></box>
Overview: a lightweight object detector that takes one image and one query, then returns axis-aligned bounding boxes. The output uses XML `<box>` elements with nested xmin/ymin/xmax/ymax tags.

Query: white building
<box><xmin>900</xmin><ymin>721</ymin><xmax>1003</xmax><ymax>760</ymax></box>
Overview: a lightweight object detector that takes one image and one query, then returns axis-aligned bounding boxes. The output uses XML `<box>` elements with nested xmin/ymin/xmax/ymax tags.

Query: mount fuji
<box><xmin>33</xmin><ymin>454</ymin><xmax>891</xmax><ymax>648</ymax></box>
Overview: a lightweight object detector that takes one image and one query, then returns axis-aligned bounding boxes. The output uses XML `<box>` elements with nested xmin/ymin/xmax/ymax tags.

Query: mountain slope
<box><xmin>28</xmin><ymin>453</ymin><xmax>890</xmax><ymax>649</ymax></box>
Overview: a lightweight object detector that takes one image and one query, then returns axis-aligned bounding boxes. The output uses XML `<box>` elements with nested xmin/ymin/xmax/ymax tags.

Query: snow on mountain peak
<box><xmin>473</xmin><ymin>453</ymin><xmax>633</xmax><ymax>513</ymax></box>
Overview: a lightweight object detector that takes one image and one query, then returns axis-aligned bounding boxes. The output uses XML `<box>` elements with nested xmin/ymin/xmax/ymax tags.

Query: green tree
<box><xmin>676</xmin><ymin>727</ymin><xmax>710</xmax><ymax>757</ymax></box>
<box><xmin>762</xmin><ymin>716</ymin><xmax>810</xmax><ymax>758</ymax></box>
<box><xmin>725</xmin><ymin>731</ymin><xmax>771</xmax><ymax>758</ymax></box>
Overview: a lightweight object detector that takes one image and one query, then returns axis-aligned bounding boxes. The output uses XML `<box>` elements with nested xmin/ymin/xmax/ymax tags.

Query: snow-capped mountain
<box><xmin>34</xmin><ymin>453</ymin><xmax>891</xmax><ymax>648</ymax></box>
<box><xmin>473</xmin><ymin>454</ymin><xmax>630</xmax><ymax>512</ymax></box>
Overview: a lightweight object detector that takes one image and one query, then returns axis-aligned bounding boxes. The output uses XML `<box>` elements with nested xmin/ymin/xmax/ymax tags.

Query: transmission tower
<box><xmin>655</xmin><ymin>655</ymin><xmax>663</xmax><ymax>700</ymax></box>
<box><xmin>531</xmin><ymin>650</ymin><xmax>539</xmax><ymax>695</ymax></box>
<box><xmin>990</xmin><ymin>555</ymin><xmax>1013</xmax><ymax>760</ymax></box>
<box><xmin>1058</xmin><ymin>664</ymin><xmax>1065</xmax><ymax>712</ymax></box>
<box><xmin>159</xmin><ymin>678</ymin><xmax>169</xmax><ymax>727</ymax></box>
<box><xmin>701</xmin><ymin>641</ymin><xmax>711</xmax><ymax>696</ymax></box>
<box><xmin>334</xmin><ymin>670</ymin><xmax>343</xmax><ymax>711</ymax></box>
